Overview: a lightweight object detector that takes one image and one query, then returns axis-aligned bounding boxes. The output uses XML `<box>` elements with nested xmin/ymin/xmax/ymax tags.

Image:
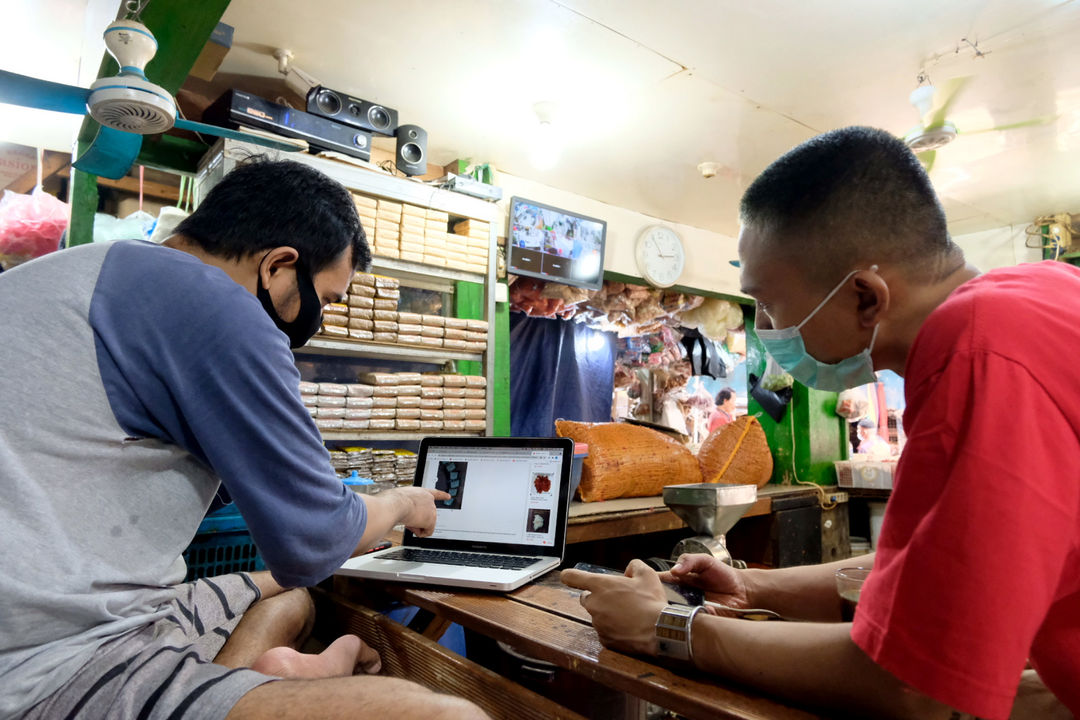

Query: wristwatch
<box><xmin>655</xmin><ymin>603</ymin><xmax>704</xmax><ymax>662</ymax></box>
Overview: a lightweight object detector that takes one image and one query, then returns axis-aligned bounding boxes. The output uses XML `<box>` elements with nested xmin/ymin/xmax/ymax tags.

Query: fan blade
<box><xmin>73</xmin><ymin>126</ymin><xmax>143</xmax><ymax>179</ymax></box>
<box><xmin>959</xmin><ymin>115</ymin><xmax>1058</xmax><ymax>135</ymax></box>
<box><xmin>0</xmin><ymin>70</ymin><xmax>91</xmax><ymax>115</ymax></box>
<box><xmin>917</xmin><ymin>150</ymin><xmax>936</xmax><ymax>173</ymax></box>
<box><xmin>925</xmin><ymin>76</ymin><xmax>972</xmax><ymax>130</ymax></box>
<box><xmin>174</xmin><ymin>118</ymin><xmax>303</xmax><ymax>152</ymax></box>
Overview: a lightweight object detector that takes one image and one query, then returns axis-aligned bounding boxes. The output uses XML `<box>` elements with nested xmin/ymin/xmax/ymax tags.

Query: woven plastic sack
<box><xmin>555</xmin><ymin>420</ymin><xmax>702</xmax><ymax>502</ymax></box>
<box><xmin>697</xmin><ymin>415</ymin><xmax>773</xmax><ymax>487</ymax></box>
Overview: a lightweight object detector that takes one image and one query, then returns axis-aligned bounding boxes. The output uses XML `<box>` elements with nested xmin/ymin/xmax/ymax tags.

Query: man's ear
<box><xmin>854</xmin><ymin>270</ymin><xmax>889</xmax><ymax>327</ymax></box>
<box><xmin>259</xmin><ymin>246</ymin><xmax>300</xmax><ymax>286</ymax></box>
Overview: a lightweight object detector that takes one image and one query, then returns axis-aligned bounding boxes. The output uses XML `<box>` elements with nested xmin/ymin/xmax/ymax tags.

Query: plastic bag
<box><xmin>0</xmin><ymin>188</ymin><xmax>69</xmax><ymax>269</ymax></box>
<box><xmin>750</xmin><ymin>354</ymin><xmax>794</xmax><ymax>422</ymax></box>
<box><xmin>93</xmin><ymin>210</ymin><xmax>157</xmax><ymax>244</ymax></box>
<box><xmin>836</xmin><ymin>388</ymin><xmax>869</xmax><ymax>420</ymax></box>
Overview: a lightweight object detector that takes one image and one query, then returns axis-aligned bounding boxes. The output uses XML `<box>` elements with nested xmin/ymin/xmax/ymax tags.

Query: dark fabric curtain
<box><xmin>509</xmin><ymin>313</ymin><xmax>616</xmax><ymax>437</ymax></box>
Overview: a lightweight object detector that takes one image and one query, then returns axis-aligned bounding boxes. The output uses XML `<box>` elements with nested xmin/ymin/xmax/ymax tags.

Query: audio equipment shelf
<box><xmin>295</xmin><ymin>337</ymin><xmax>482</xmax><ymax>364</ymax></box>
<box><xmin>197</xmin><ymin>138</ymin><xmax>499</xmax><ymax>439</ymax></box>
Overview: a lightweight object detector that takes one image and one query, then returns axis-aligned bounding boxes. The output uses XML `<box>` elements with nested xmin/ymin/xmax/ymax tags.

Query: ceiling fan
<box><xmin>0</xmin><ymin>19</ymin><xmax>298</xmax><ymax>180</ymax></box>
<box><xmin>901</xmin><ymin>76</ymin><xmax>1057</xmax><ymax>173</ymax></box>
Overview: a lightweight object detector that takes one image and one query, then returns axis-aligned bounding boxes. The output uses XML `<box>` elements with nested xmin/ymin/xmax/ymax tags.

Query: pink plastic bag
<box><xmin>0</xmin><ymin>188</ymin><xmax>70</xmax><ymax>269</ymax></box>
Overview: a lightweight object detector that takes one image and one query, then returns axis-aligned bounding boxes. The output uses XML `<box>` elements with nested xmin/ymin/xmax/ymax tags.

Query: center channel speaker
<box><xmin>306</xmin><ymin>86</ymin><xmax>398</xmax><ymax>136</ymax></box>
<box><xmin>394</xmin><ymin>124</ymin><xmax>428</xmax><ymax>176</ymax></box>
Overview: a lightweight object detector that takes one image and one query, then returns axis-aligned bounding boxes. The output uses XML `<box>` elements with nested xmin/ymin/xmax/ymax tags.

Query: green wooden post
<box><xmin>455</xmin><ymin>280</ymin><xmax>510</xmax><ymax>437</ymax></box>
<box><xmin>745</xmin><ymin>308</ymin><xmax>848</xmax><ymax>485</ymax></box>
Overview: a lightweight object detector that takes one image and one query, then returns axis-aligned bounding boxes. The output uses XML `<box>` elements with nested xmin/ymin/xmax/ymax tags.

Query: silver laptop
<box><xmin>337</xmin><ymin>436</ymin><xmax>574</xmax><ymax>591</ymax></box>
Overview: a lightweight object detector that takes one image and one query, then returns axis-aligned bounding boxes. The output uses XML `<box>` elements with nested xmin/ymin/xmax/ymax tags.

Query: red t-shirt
<box><xmin>851</xmin><ymin>262</ymin><xmax>1080</xmax><ymax>720</ymax></box>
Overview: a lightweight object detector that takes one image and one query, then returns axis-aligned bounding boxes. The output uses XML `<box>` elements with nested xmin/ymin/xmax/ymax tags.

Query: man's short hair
<box><xmin>739</xmin><ymin>126</ymin><xmax>958</xmax><ymax>287</ymax></box>
<box><xmin>175</xmin><ymin>157</ymin><xmax>370</xmax><ymax>274</ymax></box>
<box><xmin>717</xmin><ymin>387</ymin><xmax>735</xmax><ymax>405</ymax></box>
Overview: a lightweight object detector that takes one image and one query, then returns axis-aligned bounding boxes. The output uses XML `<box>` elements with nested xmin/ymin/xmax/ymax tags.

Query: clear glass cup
<box><xmin>836</xmin><ymin>567</ymin><xmax>871</xmax><ymax>621</ymax></box>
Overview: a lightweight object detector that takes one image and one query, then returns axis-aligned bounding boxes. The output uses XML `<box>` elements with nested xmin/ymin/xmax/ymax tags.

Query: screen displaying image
<box><xmin>420</xmin><ymin>445</ymin><xmax>565</xmax><ymax>547</ymax></box>
<box><xmin>507</xmin><ymin>197</ymin><xmax>606</xmax><ymax>290</ymax></box>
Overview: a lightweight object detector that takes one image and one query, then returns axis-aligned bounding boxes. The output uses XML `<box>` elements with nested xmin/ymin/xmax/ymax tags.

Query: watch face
<box><xmin>638</xmin><ymin>226</ymin><xmax>685</xmax><ymax>287</ymax></box>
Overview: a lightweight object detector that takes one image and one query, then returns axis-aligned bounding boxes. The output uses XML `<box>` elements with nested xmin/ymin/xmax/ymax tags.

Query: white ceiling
<box><xmin>10</xmin><ymin>0</ymin><xmax>1080</xmax><ymax>238</ymax></box>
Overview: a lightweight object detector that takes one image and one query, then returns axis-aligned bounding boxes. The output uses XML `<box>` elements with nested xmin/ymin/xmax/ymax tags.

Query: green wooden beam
<box><xmin>454</xmin><ymin>280</ymin><xmax>509</xmax><ymax>436</ymax></box>
<box><xmin>69</xmin><ymin>0</ymin><xmax>231</xmax><ymax>246</ymax></box>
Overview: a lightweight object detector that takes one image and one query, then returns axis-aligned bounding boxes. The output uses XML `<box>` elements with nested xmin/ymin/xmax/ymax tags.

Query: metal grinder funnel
<box><xmin>663</xmin><ymin>483</ymin><xmax>757</xmax><ymax>567</ymax></box>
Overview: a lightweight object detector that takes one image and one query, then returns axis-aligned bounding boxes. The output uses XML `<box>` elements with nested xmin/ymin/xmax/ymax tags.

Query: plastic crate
<box><xmin>182</xmin><ymin>506</ymin><xmax>265</xmax><ymax>581</ymax></box>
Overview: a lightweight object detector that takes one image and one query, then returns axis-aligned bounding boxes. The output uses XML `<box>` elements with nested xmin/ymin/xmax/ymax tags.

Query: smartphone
<box><xmin>573</xmin><ymin>562</ymin><xmax>704</xmax><ymax>607</ymax></box>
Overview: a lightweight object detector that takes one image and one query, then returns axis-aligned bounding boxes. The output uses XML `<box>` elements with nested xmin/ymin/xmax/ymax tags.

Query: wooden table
<box><xmin>323</xmin><ymin>571</ymin><xmax>825</xmax><ymax>720</ymax></box>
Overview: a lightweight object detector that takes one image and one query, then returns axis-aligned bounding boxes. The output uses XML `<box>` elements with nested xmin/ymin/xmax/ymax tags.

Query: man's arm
<box><xmin>564</xmin><ymin>560</ymin><xmax>953</xmax><ymax>720</ymax></box>
<box><xmin>352</xmin><ymin>487</ymin><xmax>449</xmax><ymax>556</ymax></box>
<box><xmin>663</xmin><ymin>552</ymin><xmax>876</xmax><ymax>622</ymax></box>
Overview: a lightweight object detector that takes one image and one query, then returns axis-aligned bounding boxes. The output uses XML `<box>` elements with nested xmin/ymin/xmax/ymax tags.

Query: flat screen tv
<box><xmin>506</xmin><ymin>197</ymin><xmax>607</xmax><ymax>290</ymax></box>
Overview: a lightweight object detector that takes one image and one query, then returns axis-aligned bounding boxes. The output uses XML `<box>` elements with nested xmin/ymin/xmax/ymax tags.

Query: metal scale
<box><xmin>658</xmin><ymin>482</ymin><xmax>758</xmax><ymax>569</ymax></box>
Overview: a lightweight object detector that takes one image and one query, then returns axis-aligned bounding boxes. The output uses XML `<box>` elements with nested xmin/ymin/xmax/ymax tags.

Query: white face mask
<box><xmin>753</xmin><ymin>266</ymin><xmax>879</xmax><ymax>392</ymax></box>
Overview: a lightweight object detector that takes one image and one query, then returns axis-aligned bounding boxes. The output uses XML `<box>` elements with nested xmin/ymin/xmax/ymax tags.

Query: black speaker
<box><xmin>394</xmin><ymin>124</ymin><xmax>428</xmax><ymax>176</ymax></box>
<box><xmin>305</xmin><ymin>86</ymin><xmax>398</xmax><ymax>136</ymax></box>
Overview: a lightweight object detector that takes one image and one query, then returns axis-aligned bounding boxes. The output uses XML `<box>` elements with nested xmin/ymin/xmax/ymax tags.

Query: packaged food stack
<box><xmin>399</xmin><ymin>204</ymin><xmax>427</xmax><ymax>263</ymax></box>
<box><xmin>396</xmin><ymin>311</ymin><xmax>423</xmax><ymax>347</ymax></box>
<box><xmin>370</xmin><ymin>449</ymin><xmax>398</xmax><ymax>483</ymax></box>
<box><xmin>450</xmin><ymin>218</ymin><xmax>490</xmax><ymax>274</ymax></box>
<box><xmin>424</xmin><ymin>209</ymin><xmax>449</xmax><ymax>267</ymax></box>
<box><xmin>464</xmin><ymin>318</ymin><xmax>489</xmax><ymax>352</ymax></box>
<box><xmin>419</xmin><ymin>313</ymin><xmax>445</xmax><ymax>349</ymax></box>
<box><xmin>372</xmin><ymin>275</ymin><xmax>400</xmax><ymax>344</ymax></box>
<box><xmin>442</xmin><ymin>317</ymin><xmax>468</xmax><ymax>351</ymax></box>
<box><xmin>328</xmin><ymin>447</ymin><xmax>374</xmax><ymax>479</ymax></box>
<box><xmin>352</xmin><ymin>193</ymin><xmax>377</xmax><ymax>240</ymax></box>
<box><xmin>417</xmin><ymin>373</ymin><xmax>488</xmax><ymax>432</ymax></box>
<box><xmin>300</xmin><ymin>381</ymin><xmax>376</xmax><ymax>432</ymax></box>
<box><xmin>343</xmin><ymin>272</ymin><xmax>377</xmax><ymax>342</ymax></box>
<box><xmin>395</xmin><ymin>451</ymin><xmax>419</xmax><ymax>484</ymax></box>
<box><xmin>360</xmin><ymin>372</ymin><xmax>424</xmax><ymax>431</ymax></box>
<box><xmin>345</xmin><ymin>447</ymin><xmax>374</xmax><ymax>477</ymax></box>
<box><xmin>373</xmin><ymin>199</ymin><xmax>402</xmax><ymax>259</ymax></box>
<box><xmin>318</xmin><ymin>300</ymin><xmax>350</xmax><ymax>339</ymax></box>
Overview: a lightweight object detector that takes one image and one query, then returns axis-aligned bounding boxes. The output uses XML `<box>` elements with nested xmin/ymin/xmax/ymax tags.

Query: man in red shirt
<box><xmin>563</xmin><ymin>126</ymin><xmax>1078</xmax><ymax>719</ymax></box>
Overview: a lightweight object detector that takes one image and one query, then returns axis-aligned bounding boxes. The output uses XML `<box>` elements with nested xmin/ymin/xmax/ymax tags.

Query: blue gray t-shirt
<box><xmin>0</xmin><ymin>241</ymin><xmax>365</xmax><ymax>717</ymax></box>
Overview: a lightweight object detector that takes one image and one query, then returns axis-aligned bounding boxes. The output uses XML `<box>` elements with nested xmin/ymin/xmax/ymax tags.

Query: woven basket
<box><xmin>697</xmin><ymin>415</ymin><xmax>773</xmax><ymax>487</ymax></box>
<box><xmin>555</xmin><ymin>420</ymin><xmax>702</xmax><ymax>502</ymax></box>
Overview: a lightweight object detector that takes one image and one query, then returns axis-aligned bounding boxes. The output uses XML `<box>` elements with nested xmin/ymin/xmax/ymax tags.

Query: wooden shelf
<box><xmin>369</xmin><ymin>257</ymin><xmax>486</xmax><ymax>285</ymax></box>
<box><xmin>297</xmin><ymin>337</ymin><xmax>482</xmax><ymax>363</ymax></box>
<box><xmin>320</xmin><ymin>431</ymin><xmax>484</xmax><ymax>442</ymax></box>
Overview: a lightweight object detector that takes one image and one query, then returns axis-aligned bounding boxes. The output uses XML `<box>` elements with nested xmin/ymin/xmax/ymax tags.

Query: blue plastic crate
<box><xmin>182</xmin><ymin>506</ymin><xmax>265</xmax><ymax>581</ymax></box>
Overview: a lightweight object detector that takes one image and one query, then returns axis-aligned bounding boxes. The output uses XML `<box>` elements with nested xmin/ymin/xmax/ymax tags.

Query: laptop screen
<box><xmin>408</xmin><ymin>437</ymin><xmax>573</xmax><ymax>556</ymax></box>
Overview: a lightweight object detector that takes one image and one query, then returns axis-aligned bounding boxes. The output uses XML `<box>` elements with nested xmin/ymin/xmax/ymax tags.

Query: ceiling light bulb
<box><xmin>530</xmin><ymin>101</ymin><xmax>562</xmax><ymax>170</ymax></box>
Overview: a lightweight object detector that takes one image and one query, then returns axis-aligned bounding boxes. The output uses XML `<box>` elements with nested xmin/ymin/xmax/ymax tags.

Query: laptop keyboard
<box><xmin>381</xmin><ymin>547</ymin><xmax>539</xmax><ymax>571</ymax></box>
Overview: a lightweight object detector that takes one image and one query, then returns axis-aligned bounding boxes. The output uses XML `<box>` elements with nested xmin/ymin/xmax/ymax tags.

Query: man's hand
<box><xmin>560</xmin><ymin>559</ymin><xmax>667</xmax><ymax>656</ymax></box>
<box><xmin>392</xmin><ymin>487</ymin><xmax>450</xmax><ymax>537</ymax></box>
<box><xmin>660</xmin><ymin>553</ymin><xmax>752</xmax><ymax>613</ymax></box>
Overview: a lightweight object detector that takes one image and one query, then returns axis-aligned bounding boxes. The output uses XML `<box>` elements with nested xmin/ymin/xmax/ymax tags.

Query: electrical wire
<box><xmin>786</xmin><ymin>410</ymin><xmax>839</xmax><ymax>511</ymax></box>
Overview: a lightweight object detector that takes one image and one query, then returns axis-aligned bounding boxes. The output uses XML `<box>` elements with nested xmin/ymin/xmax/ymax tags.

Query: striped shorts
<box><xmin>23</xmin><ymin>573</ymin><xmax>277</xmax><ymax>720</ymax></box>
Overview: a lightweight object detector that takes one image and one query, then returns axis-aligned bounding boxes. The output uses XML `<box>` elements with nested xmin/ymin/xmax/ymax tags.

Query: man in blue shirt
<box><xmin>0</xmin><ymin>159</ymin><xmax>484</xmax><ymax>720</ymax></box>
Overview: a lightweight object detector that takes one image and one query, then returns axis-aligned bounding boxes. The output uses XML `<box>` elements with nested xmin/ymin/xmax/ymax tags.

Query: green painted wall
<box><xmin>744</xmin><ymin>308</ymin><xmax>849</xmax><ymax>485</ymax></box>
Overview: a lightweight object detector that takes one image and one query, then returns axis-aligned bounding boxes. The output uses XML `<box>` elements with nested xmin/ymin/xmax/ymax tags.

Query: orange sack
<box><xmin>555</xmin><ymin>420</ymin><xmax>702</xmax><ymax>502</ymax></box>
<box><xmin>697</xmin><ymin>415</ymin><xmax>773</xmax><ymax>487</ymax></box>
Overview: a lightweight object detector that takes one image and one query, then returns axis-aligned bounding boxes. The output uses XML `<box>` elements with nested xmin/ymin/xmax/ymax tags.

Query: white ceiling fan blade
<box><xmin>958</xmin><ymin>115</ymin><xmax>1059</xmax><ymax>135</ymax></box>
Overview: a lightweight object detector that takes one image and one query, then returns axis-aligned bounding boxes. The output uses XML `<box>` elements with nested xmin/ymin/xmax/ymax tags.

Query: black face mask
<box><xmin>256</xmin><ymin>253</ymin><xmax>323</xmax><ymax>348</ymax></box>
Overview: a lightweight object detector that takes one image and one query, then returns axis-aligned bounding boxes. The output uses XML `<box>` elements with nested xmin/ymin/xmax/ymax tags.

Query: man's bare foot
<box><xmin>250</xmin><ymin>634</ymin><xmax>382</xmax><ymax>679</ymax></box>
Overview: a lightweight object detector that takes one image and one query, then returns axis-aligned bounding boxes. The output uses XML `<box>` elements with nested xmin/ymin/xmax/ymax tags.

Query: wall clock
<box><xmin>635</xmin><ymin>225</ymin><xmax>685</xmax><ymax>288</ymax></box>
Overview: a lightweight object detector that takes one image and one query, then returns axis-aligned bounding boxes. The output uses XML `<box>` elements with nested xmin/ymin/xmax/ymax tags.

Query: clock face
<box><xmin>636</xmin><ymin>225</ymin><xmax>685</xmax><ymax>288</ymax></box>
